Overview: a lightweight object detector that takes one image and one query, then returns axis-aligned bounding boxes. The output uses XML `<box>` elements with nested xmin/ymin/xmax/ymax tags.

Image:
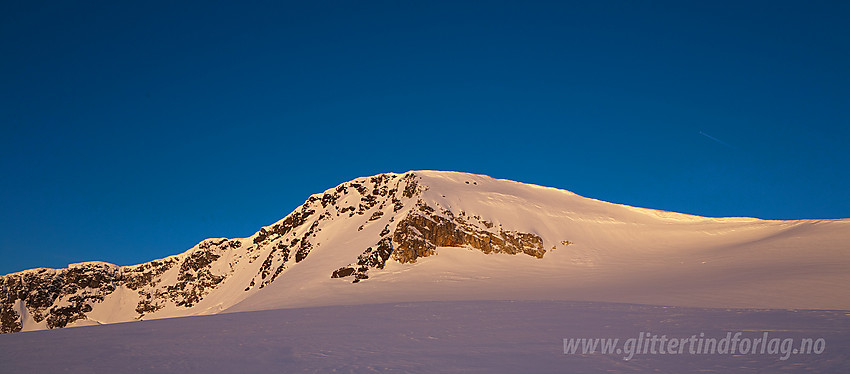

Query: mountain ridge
<box><xmin>2</xmin><ymin>170</ymin><xmax>849</xmax><ymax>334</ymax></box>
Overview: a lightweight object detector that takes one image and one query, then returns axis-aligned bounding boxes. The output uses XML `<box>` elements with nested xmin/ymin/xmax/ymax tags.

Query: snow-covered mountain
<box><xmin>2</xmin><ymin>171</ymin><xmax>849</xmax><ymax>333</ymax></box>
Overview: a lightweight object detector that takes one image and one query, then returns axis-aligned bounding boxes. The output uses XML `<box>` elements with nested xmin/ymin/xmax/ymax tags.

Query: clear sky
<box><xmin>1</xmin><ymin>1</ymin><xmax>848</xmax><ymax>274</ymax></box>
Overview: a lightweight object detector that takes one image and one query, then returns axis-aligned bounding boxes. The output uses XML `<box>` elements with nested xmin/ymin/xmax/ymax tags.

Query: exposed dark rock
<box><xmin>331</xmin><ymin>267</ymin><xmax>355</xmax><ymax>278</ymax></box>
<box><xmin>2</xmin><ymin>171</ymin><xmax>560</xmax><ymax>332</ymax></box>
<box><xmin>0</xmin><ymin>303</ymin><xmax>21</xmax><ymax>333</ymax></box>
<box><xmin>135</xmin><ymin>299</ymin><xmax>161</xmax><ymax>315</ymax></box>
<box><xmin>180</xmin><ymin>250</ymin><xmax>221</xmax><ymax>275</ymax></box>
<box><xmin>333</xmin><ymin>195</ymin><xmax>547</xmax><ymax>282</ymax></box>
<box><xmin>391</xmin><ymin>201</ymin><xmax>546</xmax><ymax>263</ymax></box>
<box><xmin>124</xmin><ymin>259</ymin><xmax>177</xmax><ymax>290</ymax></box>
<box><xmin>0</xmin><ymin>263</ymin><xmax>122</xmax><ymax>330</ymax></box>
<box><xmin>254</xmin><ymin>208</ymin><xmax>316</xmax><ymax>245</ymax></box>
<box><xmin>402</xmin><ymin>173</ymin><xmax>420</xmax><ymax>198</ymax></box>
<box><xmin>294</xmin><ymin>218</ymin><xmax>321</xmax><ymax>263</ymax></box>
<box><xmin>2</xmin><ymin>269</ymin><xmax>65</xmax><ymax>325</ymax></box>
<box><xmin>0</xmin><ymin>173</ymin><xmax>423</xmax><ymax>332</ymax></box>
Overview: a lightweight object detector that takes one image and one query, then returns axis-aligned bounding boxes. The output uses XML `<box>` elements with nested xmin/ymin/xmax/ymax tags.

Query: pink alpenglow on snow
<box><xmin>1</xmin><ymin>171</ymin><xmax>848</xmax><ymax>372</ymax></box>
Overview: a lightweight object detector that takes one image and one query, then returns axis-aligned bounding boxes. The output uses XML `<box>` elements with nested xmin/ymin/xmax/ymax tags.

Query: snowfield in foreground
<box><xmin>3</xmin><ymin>171</ymin><xmax>849</xmax><ymax>334</ymax></box>
<box><xmin>1</xmin><ymin>171</ymin><xmax>848</xmax><ymax>372</ymax></box>
<box><xmin>1</xmin><ymin>300</ymin><xmax>848</xmax><ymax>373</ymax></box>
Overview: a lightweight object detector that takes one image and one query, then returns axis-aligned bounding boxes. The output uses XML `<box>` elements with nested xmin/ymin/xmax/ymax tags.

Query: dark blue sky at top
<box><xmin>1</xmin><ymin>1</ymin><xmax>848</xmax><ymax>274</ymax></box>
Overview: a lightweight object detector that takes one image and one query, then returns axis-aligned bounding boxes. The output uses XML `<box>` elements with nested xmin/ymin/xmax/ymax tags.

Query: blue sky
<box><xmin>1</xmin><ymin>1</ymin><xmax>848</xmax><ymax>274</ymax></box>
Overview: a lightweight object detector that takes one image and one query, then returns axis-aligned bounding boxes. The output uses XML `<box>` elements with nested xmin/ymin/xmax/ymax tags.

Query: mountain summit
<box><xmin>2</xmin><ymin>171</ymin><xmax>849</xmax><ymax>333</ymax></box>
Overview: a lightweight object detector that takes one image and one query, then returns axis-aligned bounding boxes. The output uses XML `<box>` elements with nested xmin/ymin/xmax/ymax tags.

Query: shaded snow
<box><xmin>1</xmin><ymin>300</ymin><xmax>847</xmax><ymax>373</ymax></box>
<box><xmin>2</xmin><ymin>171</ymin><xmax>848</xmax><ymax>372</ymax></box>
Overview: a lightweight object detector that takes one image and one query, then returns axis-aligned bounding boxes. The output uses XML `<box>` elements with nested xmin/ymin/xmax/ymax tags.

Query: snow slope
<box><xmin>230</xmin><ymin>171</ymin><xmax>850</xmax><ymax>312</ymax></box>
<box><xmin>2</xmin><ymin>300</ymin><xmax>848</xmax><ymax>373</ymax></box>
<box><xmin>2</xmin><ymin>170</ymin><xmax>849</xmax><ymax>334</ymax></box>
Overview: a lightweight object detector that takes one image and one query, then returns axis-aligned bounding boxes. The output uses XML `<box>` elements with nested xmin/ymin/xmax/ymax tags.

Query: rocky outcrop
<box><xmin>392</xmin><ymin>204</ymin><xmax>546</xmax><ymax>263</ymax></box>
<box><xmin>0</xmin><ymin>262</ymin><xmax>121</xmax><ymax>332</ymax></box>
<box><xmin>331</xmin><ymin>198</ymin><xmax>547</xmax><ymax>283</ymax></box>
<box><xmin>129</xmin><ymin>239</ymin><xmax>241</xmax><ymax>316</ymax></box>
<box><xmin>0</xmin><ymin>302</ymin><xmax>21</xmax><ymax>333</ymax></box>
<box><xmin>331</xmin><ymin>237</ymin><xmax>394</xmax><ymax>282</ymax></box>
<box><xmin>1</xmin><ymin>171</ymin><xmax>562</xmax><ymax>332</ymax></box>
<box><xmin>1</xmin><ymin>172</ymin><xmax>424</xmax><ymax>332</ymax></box>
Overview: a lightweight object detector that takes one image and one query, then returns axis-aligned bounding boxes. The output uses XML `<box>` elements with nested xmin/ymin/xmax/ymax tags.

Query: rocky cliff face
<box><xmin>0</xmin><ymin>262</ymin><xmax>121</xmax><ymax>332</ymax></box>
<box><xmin>0</xmin><ymin>172</ymin><xmax>549</xmax><ymax>333</ymax></box>
<box><xmin>331</xmin><ymin>198</ymin><xmax>546</xmax><ymax>283</ymax></box>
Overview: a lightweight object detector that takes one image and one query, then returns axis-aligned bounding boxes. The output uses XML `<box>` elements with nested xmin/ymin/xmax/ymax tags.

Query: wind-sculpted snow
<box><xmin>2</xmin><ymin>170</ymin><xmax>849</xmax><ymax>334</ymax></box>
